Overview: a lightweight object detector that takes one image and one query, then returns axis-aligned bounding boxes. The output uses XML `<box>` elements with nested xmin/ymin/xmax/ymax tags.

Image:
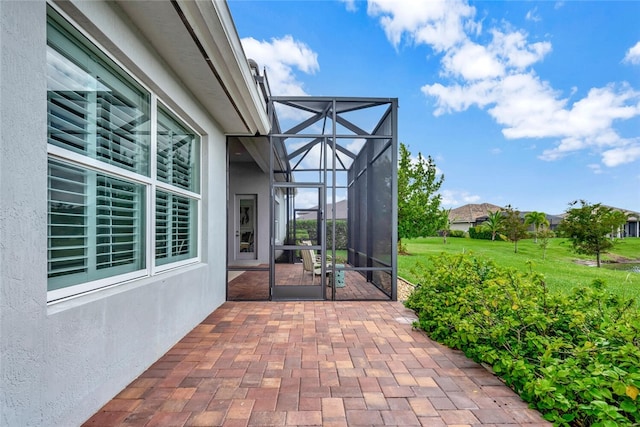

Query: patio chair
<box><xmin>240</xmin><ymin>231</ymin><xmax>253</xmax><ymax>252</ymax></box>
<box><xmin>300</xmin><ymin>241</ymin><xmax>330</xmax><ymax>284</ymax></box>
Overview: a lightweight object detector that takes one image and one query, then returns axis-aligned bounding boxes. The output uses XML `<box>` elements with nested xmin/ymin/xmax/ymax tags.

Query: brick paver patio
<box><xmin>83</xmin><ymin>301</ymin><xmax>551</xmax><ymax>426</ymax></box>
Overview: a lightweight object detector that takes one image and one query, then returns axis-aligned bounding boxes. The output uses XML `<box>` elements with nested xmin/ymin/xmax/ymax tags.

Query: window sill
<box><xmin>47</xmin><ymin>261</ymin><xmax>205</xmax><ymax>315</ymax></box>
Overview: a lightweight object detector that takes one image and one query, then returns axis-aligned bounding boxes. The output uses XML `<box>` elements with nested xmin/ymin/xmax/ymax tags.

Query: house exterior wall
<box><xmin>624</xmin><ymin>220</ymin><xmax>640</xmax><ymax>237</ymax></box>
<box><xmin>228</xmin><ymin>162</ymin><xmax>270</xmax><ymax>264</ymax></box>
<box><xmin>451</xmin><ymin>222</ymin><xmax>473</xmax><ymax>232</ymax></box>
<box><xmin>1</xmin><ymin>2</ymin><xmax>228</xmax><ymax>425</ymax></box>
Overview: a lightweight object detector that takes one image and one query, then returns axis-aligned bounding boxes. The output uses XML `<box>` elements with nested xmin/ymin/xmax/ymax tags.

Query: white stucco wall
<box><xmin>228</xmin><ymin>162</ymin><xmax>270</xmax><ymax>265</ymax></box>
<box><xmin>451</xmin><ymin>222</ymin><xmax>473</xmax><ymax>232</ymax></box>
<box><xmin>1</xmin><ymin>2</ymin><xmax>48</xmax><ymax>425</ymax></box>
<box><xmin>1</xmin><ymin>2</ymin><xmax>228</xmax><ymax>425</ymax></box>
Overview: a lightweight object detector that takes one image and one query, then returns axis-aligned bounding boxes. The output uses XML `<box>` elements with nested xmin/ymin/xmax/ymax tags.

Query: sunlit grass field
<box><xmin>398</xmin><ymin>237</ymin><xmax>640</xmax><ymax>305</ymax></box>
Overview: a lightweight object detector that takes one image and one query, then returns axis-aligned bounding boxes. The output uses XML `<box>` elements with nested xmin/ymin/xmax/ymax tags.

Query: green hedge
<box><xmin>405</xmin><ymin>253</ymin><xmax>640</xmax><ymax>426</ymax></box>
<box><xmin>449</xmin><ymin>230</ymin><xmax>466</xmax><ymax>238</ymax></box>
<box><xmin>468</xmin><ymin>225</ymin><xmax>495</xmax><ymax>240</ymax></box>
<box><xmin>293</xmin><ymin>219</ymin><xmax>347</xmax><ymax>249</ymax></box>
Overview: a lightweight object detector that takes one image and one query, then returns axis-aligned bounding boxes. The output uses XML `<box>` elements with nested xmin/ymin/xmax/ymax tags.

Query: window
<box><xmin>47</xmin><ymin>7</ymin><xmax>201</xmax><ymax>301</ymax></box>
<box><xmin>48</xmin><ymin>159</ymin><xmax>147</xmax><ymax>290</ymax></box>
<box><xmin>155</xmin><ymin>107</ymin><xmax>200</xmax><ymax>266</ymax></box>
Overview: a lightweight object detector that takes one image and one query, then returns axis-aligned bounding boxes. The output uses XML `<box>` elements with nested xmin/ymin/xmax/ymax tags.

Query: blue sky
<box><xmin>228</xmin><ymin>0</ymin><xmax>640</xmax><ymax>215</ymax></box>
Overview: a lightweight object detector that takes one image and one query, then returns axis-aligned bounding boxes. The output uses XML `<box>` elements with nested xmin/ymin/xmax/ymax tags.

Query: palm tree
<box><xmin>481</xmin><ymin>210</ymin><xmax>504</xmax><ymax>241</ymax></box>
<box><xmin>524</xmin><ymin>211</ymin><xmax>549</xmax><ymax>243</ymax></box>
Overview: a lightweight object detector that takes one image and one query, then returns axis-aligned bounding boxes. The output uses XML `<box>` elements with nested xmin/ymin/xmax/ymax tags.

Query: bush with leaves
<box><xmin>404</xmin><ymin>253</ymin><xmax>640</xmax><ymax>426</ymax></box>
<box><xmin>293</xmin><ymin>219</ymin><xmax>347</xmax><ymax>249</ymax></box>
<box><xmin>469</xmin><ymin>225</ymin><xmax>503</xmax><ymax>240</ymax></box>
<box><xmin>449</xmin><ymin>230</ymin><xmax>466</xmax><ymax>238</ymax></box>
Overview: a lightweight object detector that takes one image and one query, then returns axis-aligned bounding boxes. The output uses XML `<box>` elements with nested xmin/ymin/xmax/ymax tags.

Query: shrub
<box><xmin>295</xmin><ymin>219</ymin><xmax>347</xmax><ymax>249</ymax></box>
<box><xmin>405</xmin><ymin>253</ymin><xmax>640</xmax><ymax>426</ymax></box>
<box><xmin>293</xmin><ymin>230</ymin><xmax>309</xmax><ymax>242</ymax></box>
<box><xmin>468</xmin><ymin>226</ymin><xmax>495</xmax><ymax>240</ymax></box>
<box><xmin>449</xmin><ymin>230</ymin><xmax>466</xmax><ymax>238</ymax></box>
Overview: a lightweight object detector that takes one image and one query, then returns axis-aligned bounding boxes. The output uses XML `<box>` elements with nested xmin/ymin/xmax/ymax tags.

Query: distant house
<box><xmin>623</xmin><ymin>210</ymin><xmax>640</xmax><ymax>237</ymax></box>
<box><xmin>477</xmin><ymin>211</ymin><xmax>563</xmax><ymax>231</ymax></box>
<box><xmin>527</xmin><ymin>212</ymin><xmax>564</xmax><ymax>231</ymax></box>
<box><xmin>297</xmin><ymin>199</ymin><xmax>348</xmax><ymax>221</ymax></box>
<box><xmin>449</xmin><ymin>202</ymin><xmax>639</xmax><ymax>237</ymax></box>
<box><xmin>448</xmin><ymin>203</ymin><xmax>502</xmax><ymax>231</ymax></box>
<box><xmin>603</xmin><ymin>206</ymin><xmax>640</xmax><ymax>238</ymax></box>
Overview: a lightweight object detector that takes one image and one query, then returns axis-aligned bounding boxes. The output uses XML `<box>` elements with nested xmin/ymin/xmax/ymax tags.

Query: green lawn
<box><xmin>398</xmin><ymin>237</ymin><xmax>640</xmax><ymax>304</ymax></box>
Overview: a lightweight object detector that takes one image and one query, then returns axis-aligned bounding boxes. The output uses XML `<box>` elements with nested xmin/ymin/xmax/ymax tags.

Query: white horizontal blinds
<box><xmin>48</xmin><ymin>160</ymin><xmax>88</xmax><ymax>288</ymax></box>
<box><xmin>155</xmin><ymin>191</ymin><xmax>197</xmax><ymax>266</ymax></box>
<box><xmin>46</xmin><ymin>7</ymin><xmax>201</xmax><ymax>298</ymax></box>
<box><xmin>95</xmin><ymin>89</ymin><xmax>149</xmax><ymax>174</ymax></box>
<box><xmin>47</xmin><ymin>47</ymin><xmax>93</xmax><ymax>155</ymax></box>
<box><xmin>96</xmin><ymin>175</ymin><xmax>145</xmax><ymax>272</ymax></box>
<box><xmin>157</xmin><ymin>107</ymin><xmax>200</xmax><ymax>192</ymax></box>
<box><xmin>48</xmin><ymin>159</ymin><xmax>146</xmax><ymax>291</ymax></box>
<box><xmin>155</xmin><ymin>191</ymin><xmax>169</xmax><ymax>261</ymax></box>
<box><xmin>155</xmin><ymin>106</ymin><xmax>200</xmax><ymax>267</ymax></box>
<box><xmin>46</xmin><ymin>8</ymin><xmax>148</xmax><ymax>295</ymax></box>
<box><xmin>47</xmin><ymin>12</ymin><xmax>150</xmax><ymax>176</ymax></box>
<box><xmin>172</xmin><ymin>195</ymin><xmax>192</xmax><ymax>256</ymax></box>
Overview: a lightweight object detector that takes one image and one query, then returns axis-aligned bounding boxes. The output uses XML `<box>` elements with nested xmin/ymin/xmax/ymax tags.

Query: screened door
<box><xmin>271</xmin><ymin>183</ymin><xmax>327</xmax><ymax>300</ymax></box>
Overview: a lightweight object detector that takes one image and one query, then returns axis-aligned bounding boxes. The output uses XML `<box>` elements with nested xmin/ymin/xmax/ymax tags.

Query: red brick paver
<box><xmin>83</xmin><ymin>302</ymin><xmax>550</xmax><ymax>426</ymax></box>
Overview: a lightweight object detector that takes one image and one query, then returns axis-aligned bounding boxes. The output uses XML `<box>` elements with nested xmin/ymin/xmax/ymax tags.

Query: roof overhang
<box><xmin>106</xmin><ymin>0</ymin><xmax>270</xmax><ymax>135</ymax></box>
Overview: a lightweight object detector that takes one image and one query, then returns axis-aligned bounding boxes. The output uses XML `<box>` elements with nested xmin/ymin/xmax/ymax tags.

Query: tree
<box><xmin>557</xmin><ymin>200</ymin><xmax>616</xmax><ymax>267</ymax></box>
<box><xmin>397</xmin><ymin>143</ymin><xmax>444</xmax><ymax>253</ymax></box>
<box><xmin>537</xmin><ymin>227</ymin><xmax>554</xmax><ymax>260</ymax></box>
<box><xmin>502</xmin><ymin>205</ymin><xmax>529</xmax><ymax>253</ymax></box>
<box><xmin>603</xmin><ymin>209</ymin><xmax>628</xmax><ymax>240</ymax></box>
<box><xmin>438</xmin><ymin>208</ymin><xmax>452</xmax><ymax>244</ymax></box>
<box><xmin>524</xmin><ymin>211</ymin><xmax>549</xmax><ymax>243</ymax></box>
<box><xmin>481</xmin><ymin>210</ymin><xmax>505</xmax><ymax>241</ymax></box>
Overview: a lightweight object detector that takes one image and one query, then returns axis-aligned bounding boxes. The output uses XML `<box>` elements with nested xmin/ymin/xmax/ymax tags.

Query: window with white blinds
<box><xmin>156</xmin><ymin>191</ymin><xmax>198</xmax><ymax>266</ymax></box>
<box><xmin>48</xmin><ymin>159</ymin><xmax>146</xmax><ymax>291</ymax></box>
<box><xmin>46</xmin><ymin>7</ymin><xmax>201</xmax><ymax>300</ymax></box>
<box><xmin>156</xmin><ymin>106</ymin><xmax>200</xmax><ymax>266</ymax></box>
<box><xmin>47</xmin><ymin>17</ymin><xmax>150</xmax><ymax>176</ymax></box>
<box><xmin>157</xmin><ymin>107</ymin><xmax>200</xmax><ymax>193</ymax></box>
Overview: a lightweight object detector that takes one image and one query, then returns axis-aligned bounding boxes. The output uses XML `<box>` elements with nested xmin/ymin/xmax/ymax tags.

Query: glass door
<box><xmin>271</xmin><ymin>183</ymin><xmax>327</xmax><ymax>300</ymax></box>
<box><xmin>236</xmin><ymin>194</ymin><xmax>257</xmax><ymax>260</ymax></box>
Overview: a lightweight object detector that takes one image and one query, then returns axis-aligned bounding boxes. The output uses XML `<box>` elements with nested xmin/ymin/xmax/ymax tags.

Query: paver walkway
<box><xmin>83</xmin><ymin>301</ymin><xmax>551</xmax><ymax>426</ymax></box>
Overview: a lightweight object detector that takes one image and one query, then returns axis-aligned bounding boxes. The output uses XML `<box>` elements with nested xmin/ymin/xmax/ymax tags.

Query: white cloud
<box><xmin>377</xmin><ymin>0</ymin><xmax>640</xmax><ymax>167</ymax></box>
<box><xmin>587</xmin><ymin>164</ymin><xmax>603</xmax><ymax>174</ymax></box>
<box><xmin>405</xmin><ymin>153</ymin><xmax>444</xmax><ymax>176</ymax></box>
<box><xmin>346</xmin><ymin>138</ymin><xmax>366</xmax><ymax>153</ymax></box>
<box><xmin>442</xmin><ymin>42</ymin><xmax>504</xmax><ymax>80</ymax></box>
<box><xmin>367</xmin><ymin>0</ymin><xmax>478</xmax><ymax>52</ymax></box>
<box><xmin>525</xmin><ymin>7</ymin><xmax>541</xmax><ymax>22</ymax></box>
<box><xmin>489</xmin><ymin>29</ymin><xmax>552</xmax><ymax>70</ymax></box>
<box><xmin>601</xmin><ymin>143</ymin><xmax>640</xmax><ymax>167</ymax></box>
<box><xmin>339</xmin><ymin>0</ymin><xmax>358</xmax><ymax>12</ymax></box>
<box><xmin>289</xmin><ymin>140</ymin><xmax>362</xmax><ymax>171</ymax></box>
<box><xmin>440</xmin><ymin>189</ymin><xmax>481</xmax><ymax>207</ymax></box>
<box><xmin>294</xmin><ymin>187</ymin><xmax>322</xmax><ymax>210</ymax></box>
<box><xmin>536</xmin><ymin>84</ymin><xmax>640</xmax><ymax>161</ymax></box>
<box><xmin>240</xmin><ymin>35</ymin><xmax>319</xmax><ymax>97</ymax></box>
<box><xmin>623</xmin><ymin>41</ymin><xmax>640</xmax><ymax>65</ymax></box>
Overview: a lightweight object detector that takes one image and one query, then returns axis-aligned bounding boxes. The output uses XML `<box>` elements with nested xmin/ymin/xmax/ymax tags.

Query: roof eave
<box><xmin>180</xmin><ymin>0</ymin><xmax>270</xmax><ymax>135</ymax></box>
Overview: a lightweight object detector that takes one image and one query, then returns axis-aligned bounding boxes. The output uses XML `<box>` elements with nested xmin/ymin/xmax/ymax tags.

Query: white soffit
<box><xmin>117</xmin><ymin>0</ymin><xmax>270</xmax><ymax>136</ymax></box>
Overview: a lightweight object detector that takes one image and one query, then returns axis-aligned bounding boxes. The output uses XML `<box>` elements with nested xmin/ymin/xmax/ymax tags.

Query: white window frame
<box><xmin>47</xmin><ymin>5</ymin><xmax>202</xmax><ymax>302</ymax></box>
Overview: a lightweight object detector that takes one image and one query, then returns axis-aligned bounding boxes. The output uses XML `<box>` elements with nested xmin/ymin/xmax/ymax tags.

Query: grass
<box><xmin>398</xmin><ymin>237</ymin><xmax>640</xmax><ymax>305</ymax></box>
